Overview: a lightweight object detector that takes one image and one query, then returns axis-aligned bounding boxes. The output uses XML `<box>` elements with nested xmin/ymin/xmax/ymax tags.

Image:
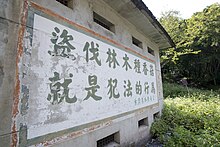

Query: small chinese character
<box><xmin>106</xmin><ymin>49</ymin><xmax>120</xmax><ymax>69</ymax></box>
<box><xmin>107</xmin><ymin>78</ymin><xmax>120</xmax><ymax>99</ymax></box>
<box><xmin>134</xmin><ymin>99</ymin><xmax>137</xmax><ymax>105</ymax></box>
<box><xmin>84</xmin><ymin>75</ymin><xmax>102</xmax><ymax>101</ymax></box>
<box><xmin>124</xmin><ymin>80</ymin><xmax>132</xmax><ymax>97</ymax></box>
<box><xmin>83</xmin><ymin>41</ymin><xmax>101</xmax><ymax>66</ymax></box>
<box><xmin>134</xmin><ymin>59</ymin><xmax>141</xmax><ymax>73</ymax></box>
<box><xmin>138</xmin><ymin>98</ymin><xmax>141</xmax><ymax>104</ymax></box>
<box><xmin>48</xmin><ymin>27</ymin><xmax>76</xmax><ymax>60</ymax></box>
<box><xmin>122</xmin><ymin>54</ymin><xmax>132</xmax><ymax>71</ymax></box>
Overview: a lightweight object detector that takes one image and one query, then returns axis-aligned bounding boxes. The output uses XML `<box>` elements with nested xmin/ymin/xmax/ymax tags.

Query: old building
<box><xmin>0</xmin><ymin>0</ymin><xmax>174</xmax><ymax>146</ymax></box>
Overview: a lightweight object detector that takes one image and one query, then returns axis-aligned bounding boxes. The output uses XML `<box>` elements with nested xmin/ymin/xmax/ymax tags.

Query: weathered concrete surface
<box><xmin>0</xmin><ymin>0</ymin><xmax>23</xmax><ymax>146</ymax></box>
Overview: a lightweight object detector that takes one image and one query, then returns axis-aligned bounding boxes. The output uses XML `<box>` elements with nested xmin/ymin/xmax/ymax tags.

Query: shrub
<box><xmin>163</xmin><ymin>82</ymin><xmax>219</xmax><ymax>99</ymax></box>
<box><xmin>151</xmin><ymin>83</ymin><xmax>220</xmax><ymax>146</ymax></box>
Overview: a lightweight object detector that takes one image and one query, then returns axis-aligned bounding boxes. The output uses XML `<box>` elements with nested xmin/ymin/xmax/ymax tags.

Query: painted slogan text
<box><xmin>25</xmin><ymin>14</ymin><xmax>158</xmax><ymax>139</ymax></box>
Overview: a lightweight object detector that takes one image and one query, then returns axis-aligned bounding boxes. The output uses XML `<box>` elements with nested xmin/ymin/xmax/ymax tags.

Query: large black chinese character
<box><xmin>144</xmin><ymin>82</ymin><xmax>149</xmax><ymax>94</ymax></box>
<box><xmin>122</xmin><ymin>54</ymin><xmax>132</xmax><ymax>71</ymax></box>
<box><xmin>150</xmin><ymin>65</ymin><xmax>154</xmax><ymax>76</ymax></box>
<box><xmin>134</xmin><ymin>59</ymin><xmax>141</xmax><ymax>73</ymax></box>
<box><xmin>47</xmin><ymin>72</ymin><xmax>77</xmax><ymax>104</ymax></box>
<box><xmin>106</xmin><ymin>49</ymin><xmax>120</xmax><ymax>69</ymax></box>
<box><xmin>48</xmin><ymin>27</ymin><xmax>76</xmax><ymax>60</ymax></box>
<box><xmin>124</xmin><ymin>80</ymin><xmax>132</xmax><ymax>97</ymax></box>
<box><xmin>83</xmin><ymin>41</ymin><xmax>101</xmax><ymax>66</ymax></box>
<box><xmin>136</xmin><ymin>81</ymin><xmax>142</xmax><ymax>95</ymax></box>
<box><xmin>107</xmin><ymin>78</ymin><xmax>120</xmax><ymax>99</ymax></box>
<box><xmin>151</xmin><ymin>82</ymin><xmax>156</xmax><ymax>94</ymax></box>
<box><xmin>84</xmin><ymin>75</ymin><xmax>102</xmax><ymax>101</ymax></box>
<box><xmin>143</xmin><ymin>62</ymin><xmax>148</xmax><ymax>75</ymax></box>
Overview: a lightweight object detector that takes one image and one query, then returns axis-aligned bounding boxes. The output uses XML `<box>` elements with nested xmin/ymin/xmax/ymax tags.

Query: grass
<box><xmin>150</xmin><ymin>82</ymin><xmax>220</xmax><ymax>146</ymax></box>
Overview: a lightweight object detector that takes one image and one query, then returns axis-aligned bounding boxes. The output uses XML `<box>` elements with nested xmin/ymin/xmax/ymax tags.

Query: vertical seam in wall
<box><xmin>11</xmin><ymin>0</ymin><xmax>28</xmax><ymax>146</ymax></box>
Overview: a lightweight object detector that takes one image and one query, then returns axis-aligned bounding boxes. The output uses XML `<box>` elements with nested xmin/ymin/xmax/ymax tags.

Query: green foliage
<box><xmin>182</xmin><ymin>3</ymin><xmax>220</xmax><ymax>86</ymax></box>
<box><xmin>151</xmin><ymin>119</ymin><xmax>169</xmax><ymax>138</ymax></box>
<box><xmin>150</xmin><ymin>83</ymin><xmax>220</xmax><ymax>146</ymax></box>
<box><xmin>160</xmin><ymin>3</ymin><xmax>220</xmax><ymax>86</ymax></box>
<box><xmin>163</xmin><ymin>82</ymin><xmax>191</xmax><ymax>97</ymax></box>
<box><xmin>160</xmin><ymin>11</ymin><xmax>185</xmax><ymax>45</ymax></box>
<box><xmin>163</xmin><ymin>82</ymin><xmax>219</xmax><ymax>98</ymax></box>
<box><xmin>158</xmin><ymin>10</ymin><xmax>199</xmax><ymax>83</ymax></box>
<box><xmin>159</xmin><ymin>11</ymin><xmax>200</xmax><ymax>66</ymax></box>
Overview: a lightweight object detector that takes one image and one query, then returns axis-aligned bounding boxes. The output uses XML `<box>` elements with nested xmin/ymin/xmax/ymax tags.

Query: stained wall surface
<box><xmin>0</xmin><ymin>0</ymin><xmax>164</xmax><ymax>146</ymax></box>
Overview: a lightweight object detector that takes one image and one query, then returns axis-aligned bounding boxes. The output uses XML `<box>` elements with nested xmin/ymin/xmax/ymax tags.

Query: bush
<box><xmin>151</xmin><ymin>83</ymin><xmax>220</xmax><ymax>146</ymax></box>
<box><xmin>163</xmin><ymin>82</ymin><xmax>219</xmax><ymax>99</ymax></box>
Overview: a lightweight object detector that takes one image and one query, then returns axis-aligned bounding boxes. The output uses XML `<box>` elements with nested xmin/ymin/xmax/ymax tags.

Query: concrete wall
<box><xmin>0</xmin><ymin>0</ymin><xmax>163</xmax><ymax>146</ymax></box>
<box><xmin>0</xmin><ymin>0</ymin><xmax>23</xmax><ymax>146</ymax></box>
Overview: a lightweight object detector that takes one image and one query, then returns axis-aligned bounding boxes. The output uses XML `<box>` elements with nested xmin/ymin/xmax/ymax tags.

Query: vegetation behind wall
<box><xmin>159</xmin><ymin>3</ymin><xmax>220</xmax><ymax>88</ymax></box>
<box><xmin>151</xmin><ymin>83</ymin><xmax>220</xmax><ymax>146</ymax></box>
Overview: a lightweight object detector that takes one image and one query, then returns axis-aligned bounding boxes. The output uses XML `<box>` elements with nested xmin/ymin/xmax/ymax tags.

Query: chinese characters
<box><xmin>47</xmin><ymin>27</ymin><xmax>157</xmax><ymax>105</ymax></box>
<box><xmin>48</xmin><ymin>27</ymin><xmax>76</xmax><ymax>60</ymax></box>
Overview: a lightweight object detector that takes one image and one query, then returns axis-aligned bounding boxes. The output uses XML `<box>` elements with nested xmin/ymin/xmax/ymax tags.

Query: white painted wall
<box><xmin>15</xmin><ymin>0</ymin><xmax>164</xmax><ymax>146</ymax></box>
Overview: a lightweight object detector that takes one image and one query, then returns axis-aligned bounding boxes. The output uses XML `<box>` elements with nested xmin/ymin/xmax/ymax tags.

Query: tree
<box><xmin>159</xmin><ymin>11</ymin><xmax>199</xmax><ymax>82</ymax></box>
<box><xmin>182</xmin><ymin>3</ymin><xmax>220</xmax><ymax>86</ymax></box>
<box><xmin>160</xmin><ymin>3</ymin><xmax>220</xmax><ymax>86</ymax></box>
